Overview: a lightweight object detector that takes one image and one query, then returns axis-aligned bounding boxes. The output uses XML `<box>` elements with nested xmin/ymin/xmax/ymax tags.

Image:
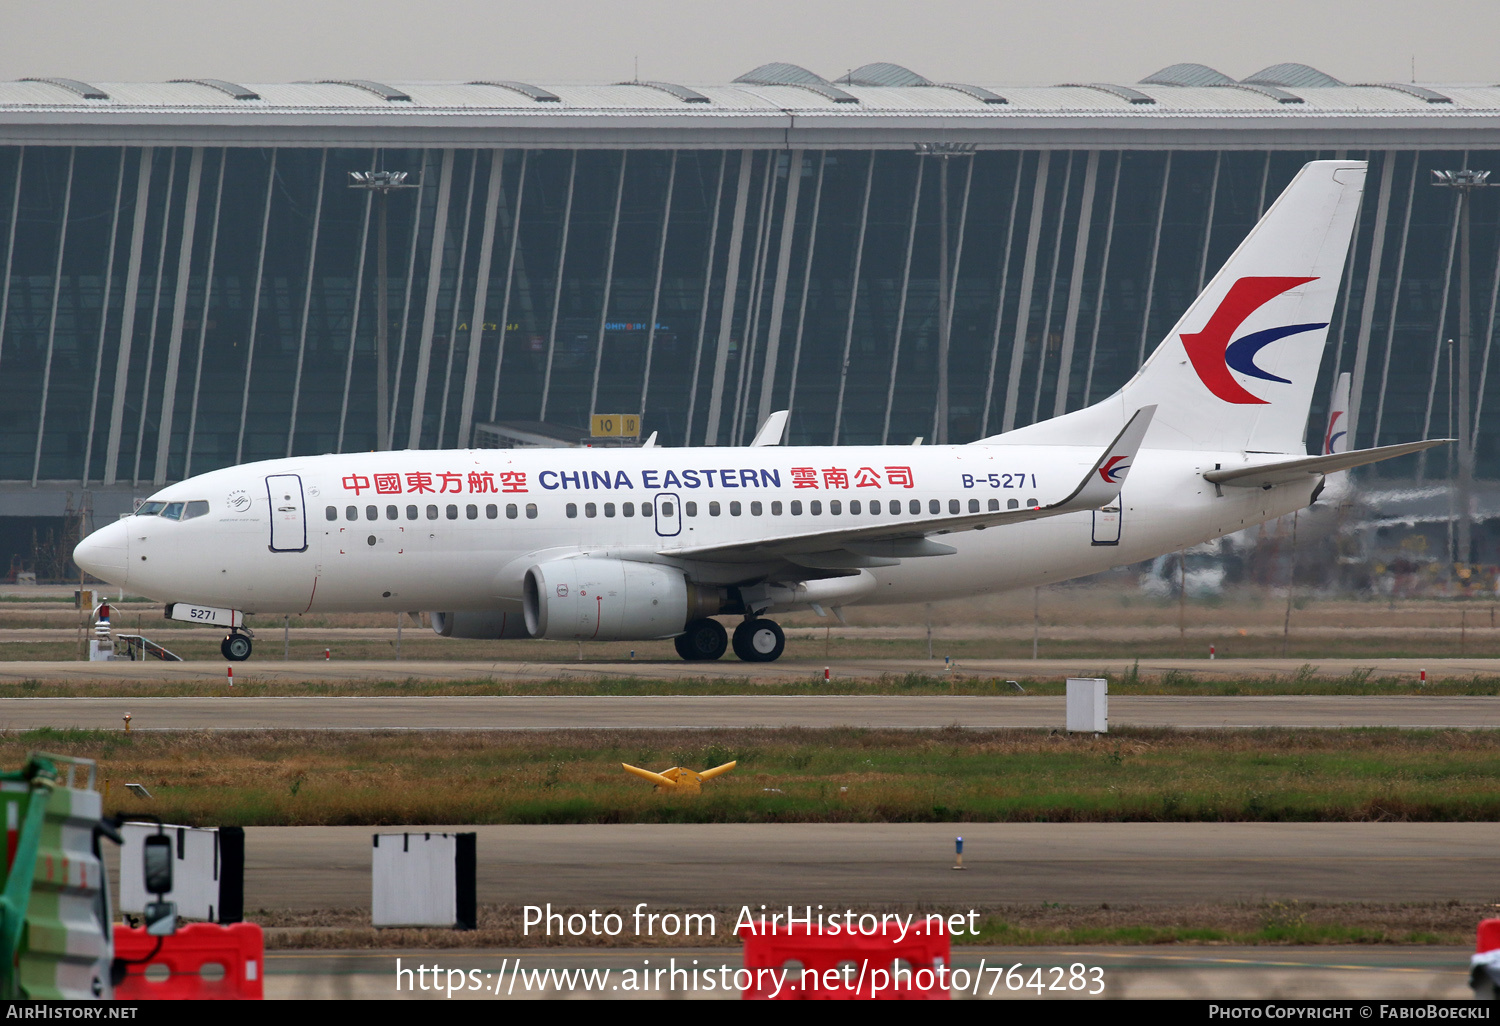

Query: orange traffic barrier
<box><xmin>113</xmin><ymin>922</ymin><xmax>264</xmax><ymax>1000</ymax></box>
<box><xmin>738</xmin><ymin>919</ymin><xmax>950</xmax><ymax>1000</ymax></box>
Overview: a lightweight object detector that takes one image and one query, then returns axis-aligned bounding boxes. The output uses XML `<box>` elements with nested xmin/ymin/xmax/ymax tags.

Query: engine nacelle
<box><xmin>430</xmin><ymin>608</ymin><xmax>530</xmax><ymax>640</ymax></box>
<box><xmin>523</xmin><ymin>558</ymin><xmax>717</xmax><ymax>641</ymax></box>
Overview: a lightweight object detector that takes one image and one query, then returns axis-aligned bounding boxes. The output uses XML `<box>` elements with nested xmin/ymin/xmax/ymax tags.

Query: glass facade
<box><xmin>1</xmin><ymin>144</ymin><xmax>1496</xmax><ymax>486</ymax></box>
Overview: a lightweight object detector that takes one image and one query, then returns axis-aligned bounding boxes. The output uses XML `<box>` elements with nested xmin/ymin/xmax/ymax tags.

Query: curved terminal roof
<box><xmin>845</xmin><ymin>63</ymin><xmax>932</xmax><ymax>87</ymax></box>
<box><xmin>1141</xmin><ymin>63</ymin><xmax>1235</xmax><ymax>87</ymax></box>
<box><xmin>1244</xmin><ymin>63</ymin><xmax>1346</xmax><ymax>88</ymax></box>
<box><xmin>734</xmin><ymin>62</ymin><xmax>857</xmax><ymax>103</ymax></box>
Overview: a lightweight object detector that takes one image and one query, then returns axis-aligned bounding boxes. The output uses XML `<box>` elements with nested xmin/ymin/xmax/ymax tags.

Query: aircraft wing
<box><xmin>661</xmin><ymin>406</ymin><xmax>1155</xmax><ymax>569</ymax></box>
<box><xmin>1203</xmin><ymin>438</ymin><xmax>1450</xmax><ymax>489</ymax></box>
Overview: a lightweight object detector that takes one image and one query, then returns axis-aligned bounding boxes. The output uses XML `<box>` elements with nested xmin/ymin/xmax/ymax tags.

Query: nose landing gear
<box><xmin>221</xmin><ymin>632</ymin><xmax>252</xmax><ymax>661</ymax></box>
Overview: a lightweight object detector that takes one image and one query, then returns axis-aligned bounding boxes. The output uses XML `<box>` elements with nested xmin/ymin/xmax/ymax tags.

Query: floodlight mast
<box><xmin>349</xmin><ymin>170</ymin><xmax>419</xmax><ymax>451</ymax></box>
<box><xmin>914</xmin><ymin>143</ymin><xmax>976</xmax><ymax>444</ymax></box>
<box><xmin>1430</xmin><ymin>169</ymin><xmax>1494</xmax><ymax>568</ymax></box>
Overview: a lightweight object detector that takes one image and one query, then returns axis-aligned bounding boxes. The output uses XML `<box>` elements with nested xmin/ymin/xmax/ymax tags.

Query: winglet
<box><xmin>1053</xmin><ymin>405</ymin><xmax>1156</xmax><ymax>511</ymax></box>
<box><xmin>750</xmin><ymin>411</ymin><xmax>788</xmax><ymax>447</ymax></box>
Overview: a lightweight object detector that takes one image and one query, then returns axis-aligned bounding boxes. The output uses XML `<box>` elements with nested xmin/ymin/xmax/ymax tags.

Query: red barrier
<box><xmin>113</xmin><ymin>922</ymin><xmax>264</xmax><ymax>1000</ymax></box>
<box><xmin>738</xmin><ymin>920</ymin><xmax>951</xmax><ymax>1000</ymax></box>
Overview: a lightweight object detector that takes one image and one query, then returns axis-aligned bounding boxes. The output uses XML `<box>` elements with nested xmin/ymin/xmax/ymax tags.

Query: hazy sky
<box><xmin>3</xmin><ymin>0</ymin><xmax>1497</xmax><ymax>88</ymax></box>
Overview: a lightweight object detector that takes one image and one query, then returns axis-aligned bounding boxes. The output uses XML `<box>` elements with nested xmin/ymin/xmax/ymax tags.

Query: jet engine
<box><xmin>522</xmin><ymin>558</ymin><xmax>720</xmax><ymax>640</ymax></box>
<box><xmin>430</xmin><ymin>608</ymin><xmax>530</xmax><ymax>640</ymax></box>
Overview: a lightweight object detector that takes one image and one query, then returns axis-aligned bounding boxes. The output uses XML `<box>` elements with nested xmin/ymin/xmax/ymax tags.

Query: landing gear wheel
<box><xmin>732</xmin><ymin>618</ymin><xmax>785</xmax><ymax>663</ymax></box>
<box><xmin>674</xmin><ymin>618</ymin><xmax>728</xmax><ymax>661</ymax></box>
<box><xmin>221</xmin><ymin>634</ymin><xmax>252</xmax><ymax>661</ymax></box>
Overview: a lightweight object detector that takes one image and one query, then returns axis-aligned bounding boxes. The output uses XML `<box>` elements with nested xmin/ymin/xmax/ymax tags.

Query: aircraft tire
<box><xmin>732</xmin><ymin>618</ymin><xmax>785</xmax><ymax>662</ymax></box>
<box><xmin>674</xmin><ymin>618</ymin><xmax>727</xmax><ymax>661</ymax></box>
<box><xmin>222</xmin><ymin>634</ymin><xmax>252</xmax><ymax>661</ymax></box>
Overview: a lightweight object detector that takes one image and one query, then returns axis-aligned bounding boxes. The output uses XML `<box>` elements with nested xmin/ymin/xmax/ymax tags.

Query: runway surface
<box><xmin>201</xmin><ymin>823</ymin><xmax>1498</xmax><ymax>910</ymax></box>
<box><xmin>4</xmin><ymin>655</ymin><xmax>1500</xmax><ymax>684</ymax></box>
<box><xmin>5</xmin><ymin>693</ymin><xmax>1498</xmax><ymax>730</ymax></box>
<box><xmin>265</xmin><ymin>945</ymin><xmax>1473</xmax><ymax>1000</ymax></box>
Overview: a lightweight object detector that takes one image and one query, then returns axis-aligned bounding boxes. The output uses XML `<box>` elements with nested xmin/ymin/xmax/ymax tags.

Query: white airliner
<box><xmin>74</xmin><ymin>160</ymin><xmax>1444</xmax><ymax>663</ymax></box>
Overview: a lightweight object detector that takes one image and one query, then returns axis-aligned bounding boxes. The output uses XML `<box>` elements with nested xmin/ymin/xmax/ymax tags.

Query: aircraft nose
<box><xmin>73</xmin><ymin>521</ymin><xmax>128</xmax><ymax>585</ymax></box>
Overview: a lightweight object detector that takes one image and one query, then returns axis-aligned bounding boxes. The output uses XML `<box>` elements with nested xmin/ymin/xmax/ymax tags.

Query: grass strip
<box><xmin>20</xmin><ymin>725</ymin><xmax>1500</xmax><ymax>826</ymax></box>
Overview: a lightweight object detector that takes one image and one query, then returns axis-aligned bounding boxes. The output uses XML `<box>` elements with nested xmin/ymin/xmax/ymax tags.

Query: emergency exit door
<box><xmin>266</xmin><ymin>474</ymin><xmax>308</xmax><ymax>552</ymax></box>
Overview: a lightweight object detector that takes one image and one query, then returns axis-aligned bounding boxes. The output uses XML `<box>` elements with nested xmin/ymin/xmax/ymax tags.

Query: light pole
<box><xmin>915</xmin><ymin>143</ymin><xmax>975</xmax><ymax>444</ymax></box>
<box><xmin>349</xmin><ymin>169</ymin><xmax>418</xmax><ymax>450</ymax></box>
<box><xmin>1431</xmin><ymin>169</ymin><xmax>1494</xmax><ymax>567</ymax></box>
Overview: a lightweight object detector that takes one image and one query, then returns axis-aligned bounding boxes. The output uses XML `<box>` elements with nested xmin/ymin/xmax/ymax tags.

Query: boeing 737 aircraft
<box><xmin>73</xmin><ymin>160</ymin><xmax>1444</xmax><ymax>663</ymax></box>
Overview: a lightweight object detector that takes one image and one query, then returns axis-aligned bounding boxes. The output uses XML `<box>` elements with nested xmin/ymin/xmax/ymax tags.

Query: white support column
<box><xmin>537</xmin><ymin>151</ymin><xmax>577</xmax><ymax>423</ymax></box>
<box><xmin>0</xmin><ymin>147</ymin><xmax>23</xmax><ymax>394</ymax></box>
<box><xmin>336</xmin><ymin>155</ymin><xmax>376</xmax><ymax>454</ymax></box>
<box><xmin>588</xmin><ymin>152</ymin><xmax>629</xmax><ymax>419</ymax></box>
<box><xmin>729</xmin><ymin>157</ymin><xmax>778</xmax><ymax>445</ymax></box>
<box><xmin>1030</xmin><ymin>152</ymin><xmax>1074</xmax><ymax>426</ymax></box>
<box><xmin>1052</xmin><ymin>150</ymin><xmax>1099</xmax><ymax>419</ymax></box>
<box><xmin>880</xmin><ymin>159</ymin><xmax>926</xmax><ymax>444</ymax></box>
<box><xmin>105</xmin><ymin>148</ymin><xmax>154</xmax><ymax>485</ymax></box>
<box><xmin>488</xmin><ymin>150</ymin><xmax>528</xmax><ymax>423</ymax></box>
<box><xmin>233</xmin><ymin>149</ymin><xmax>276</xmax><ymax>465</ymax></box>
<box><xmin>784</xmin><ymin>153</ymin><xmax>825</xmax><ymax>425</ymax></box>
<box><xmin>684</xmin><ymin>156</ymin><xmax>728</xmax><ymax>441</ymax></box>
<box><xmin>1001</xmin><ymin>150</ymin><xmax>1051</xmax><ymax>433</ymax></box>
<box><xmin>457</xmin><ymin>149</ymin><xmax>503</xmax><ymax>448</ymax></box>
<box><xmin>830</xmin><ymin>154</ymin><xmax>876</xmax><ymax>444</ymax></box>
<box><xmin>437</xmin><ymin>152</ymin><xmax>480</xmax><ymax>446</ymax></box>
<box><xmin>82</xmin><ymin>150</ymin><xmax>126</xmax><ymax>485</ymax></box>
<box><xmin>1195</xmin><ymin>151</ymin><xmax>1222</xmax><ymax>292</ymax></box>
<box><xmin>1373</xmin><ymin>156</ymin><xmax>1417</xmax><ymax>448</ymax></box>
<box><xmin>1345</xmin><ymin>152</ymin><xmax>1394</xmax><ymax>448</ymax></box>
<box><xmin>406</xmin><ymin>148</ymin><xmax>455</xmax><ymax>449</ymax></box>
<box><xmin>32</xmin><ymin>148</ymin><xmax>75</xmax><ymax>485</ymax></box>
<box><xmin>283</xmin><ymin>148</ymin><xmax>328</xmax><ymax>459</ymax></box>
<box><xmin>1471</xmin><ymin>194</ymin><xmax>1500</xmax><ymax>441</ymax></box>
<box><xmin>184</xmin><ymin>151</ymin><xmax>226</xmax><ymax>478</ymax></box>
<box><xmin>389</xmin><ymin>149</ymin><xmax>431</xmax><ymax>449</ymax></box>
<box><xmin>703</xmin><ymin>150</ymin><xmax>753</xmax><ymax>446</ymax></box>
<box><xmin>1134</xmin><ymin>152</ymin><xmax>1173</xmax><ymax>366</ymax></box>
<box><xmin>980</xmin><ymin>160</ymin><xmax>1025</xmax><ymax>436</ymax></box>
<box><xmin>1081</xmin><ymin>154</ymin><xmax>1122</xmax><ymax>407</ymax></box>
<box><xmin>638</xmin><ymin>151</ymin><xmax>678</xmax><ymax>418</ymax></box>
<box><xmin>152</xmin><ymin>146</ymin><xmax>205</xmax><ymax>482</ymax></box>
<box><xmin>132</xmin><ymin>149</ymin><xmax>180</xmax><ymax>485</ymax></box>
<box><xmin>754</xmin><ymin>149</ymin><xmax>802</xmax><ymax>428</ymax></box>
<box><xmin>1417</xmin><ymin>156</ymin><xmax>1465</xmax><ymax>481</ymax></box>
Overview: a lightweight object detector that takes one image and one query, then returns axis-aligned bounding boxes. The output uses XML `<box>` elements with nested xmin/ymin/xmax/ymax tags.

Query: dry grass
<box><xmin>18</xmin><ymin>726</ymin><xmax>1500</xmax><ymax>826</ymax></box>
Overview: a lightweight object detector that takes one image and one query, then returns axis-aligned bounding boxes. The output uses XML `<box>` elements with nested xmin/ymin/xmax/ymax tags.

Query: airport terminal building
<box><xmin>2</xmin><ymin>60</ymin><xmax>1499</xmax><ymax>570</ymax></box>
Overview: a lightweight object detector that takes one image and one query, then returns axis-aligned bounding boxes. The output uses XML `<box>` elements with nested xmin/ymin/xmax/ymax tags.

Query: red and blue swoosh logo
<box><xmin>1180</xmin><ymin>276</ymin><xmax>1326</xmax><ymax>404</ymax></box>
<box><xmin>1323</xmin><ymin>411</ymin><xmax>1346</xmax><ymax>455</ymax></box>
<box><xmin>1099</xmin><ymin>456</ymin><xmax>1130</xmax><ymax>484</ymax></box>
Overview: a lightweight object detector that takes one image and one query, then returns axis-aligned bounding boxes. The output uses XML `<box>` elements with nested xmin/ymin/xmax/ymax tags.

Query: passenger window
<box><xmin>505</xmin><ymin>504</ymin><xmax>517</xmax><ymax>519</ymax></box>
<box><xmin>367</xmin><ymin>505</ymin><xmax>378</xmax><ymax>520</ymax></box>
<box><xmin>466</xmin><ymin>504</ymin><xmax>478</xmax><ymax>520</ymax></box>
<box><xmin>870</xmin><ymin>501</ymin><xmax>880</xmax><ymax>516</ymax></box>
<box><xmin>829</xmin><ymin>500</ymin><xmax>841</xmax><ymax>515</ymax></box>
<box><xmin>346</xmin><ymin>506</ymin><xmax>358</xmax><ymax>521</ymax></box>
<box><xmin>810</xmin><ymin>500</ymin><xmax>822</xmax><ymax>515</ymax></box>
<box><xmin>182</xmin><ymin>500</ymin><xmax>210</xmax><ymax>520</ymax></box>
<box><xmin>486</xmin><ymin>504</ymin><xmax>498</xmax><ymax>519</ymax></box>
<box><xmin>642</xmin><ymin>502</ymin><xmax>654</xmax><ymax>517</ymax></box>
<box><xmin>750</xmin><ymin>501</ymin><xmax>762</xmax><ymax>516</ymax></box>
<box><xmin>930</xmin><ymin>499</ymin><xmax>941</xmax><ymax>514</ymax></box>
<box><xmin>850</xmin><ymin>500</ymin><xmax>861</xmax><ymax>515</ymax></box>
<box><xmin>387</xmin><ymin>505</ymin><xmax>399</xmax><ymax>520</ymax></box>
<box><xmin>968</xmin><ymin>498</ymin><xmax>980</xmax><ymax>513</ymax></box>
<box><xmin>526</xmin><ymin>503</ymin><xmax>538</xmax><ymax>519</ymax></box>
<box><xmin>989</xmin><ymin>498</ymin><xmax>1000</xmax><ymax>512</ymax></box>
<box><xmin>709</xmin><ymin>501</ymin><xmax>721</xmax><ymax>517</ymax></box>
<box><xmin>949</xmin><ymin>499</ymin><xmax>960</xmax><ymax>514</ymax></box>
<box><xmin>1027</xmin><ymin>498</ymin><xmax>1040</xmax><ymax>508</ymax></box>
<box><xmin>566</xmin><ymin>503</ymin><xmax>578</xmax><ymax>518</ymax></box>
<box><xmin>790</xmin><ymin>500</ymin><xmax>803</xmax><ymax>515</ymax></box>
<box><xmin>406</xmin><ymin>505</ymin><xmax>418</xmax><ymax>520</ymax></box>
<box><xmin>427</xmin><ymin>505</ymin><xmax>439</xmax><ymax>520</ymax></box>
<box><xmin>1007</xmin><ymin>498</ymin><xmax>1019</xmax><ymax>509</ymax></box>
<box><xmin>604</xmin><ymin>502</ymin><xmax>616</xmax><ymax>517</ymax></box>
<box><xmin>585</xmin><ymin>503</ymin><xmax>597</xmax><ymax>518</ymax></box>
<box><xmin>325</xmin><ymin>506</ymin><xmax>337</xmax><ymax>521</ymax></box>
<box><xmin>889</xmin><ymin>500</ymin><xmax>901</xmax><ymax>514</ymax></box>
<box><xmin>684</xmin><ymin>502</ymin><xmax>696</xmax><ymax>517</ymax></box>
<box><xmin>909</xmin><ymin>500</ymin><xmax>921</xmax><ymax>515</ymax></box>
<box><xmin>771</xmin><ymin>501</ymin><xmax>782</xmax><ymax>515</ymax></box>
<box><xmin>623</xmin><ymin>502</ymin><xmax>635</xmax><ymax>518</ymax></box>
<box><xmin>730</xmin><ymin>501</ymin><xmax>742</xmax><ymax>516</ymax></box>
<box><xmin>446</xmin><ymin>504</ymin><xmax>458</xmax><ymax>520</ymax></box>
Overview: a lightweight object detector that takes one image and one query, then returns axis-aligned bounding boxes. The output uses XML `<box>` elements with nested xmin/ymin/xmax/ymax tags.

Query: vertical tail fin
<box><xmin>986</xmin><ymin>160</ymin><xmax>1367</xmax><ymax>454</ymax></box>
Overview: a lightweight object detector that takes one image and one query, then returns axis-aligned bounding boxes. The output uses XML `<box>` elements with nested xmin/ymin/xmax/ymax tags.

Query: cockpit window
<box><xmin>136</xmin><ymin>501</ymin><xmax>167</xmax><ymax>516</ymax></box>
<box><xmin>159</xmin><ymin>502</ymin><xmax>185</xmax><ymax>521</ymax></box>
<box><xmin>181</xmin><ymin>500</ymin><xmax>210</xmax><ymax>521</ymax></box>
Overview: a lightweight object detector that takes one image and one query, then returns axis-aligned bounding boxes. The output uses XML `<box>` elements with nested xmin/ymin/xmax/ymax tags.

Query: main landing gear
<box><xmin>673</xmin><ymin>616</ymin><xmax>786</xmax><ymax>662</ymax></box>
<box><xmin>221</xmin><ymin>632</ymin><xmax>252</xmax><ymax>662</ymax></box>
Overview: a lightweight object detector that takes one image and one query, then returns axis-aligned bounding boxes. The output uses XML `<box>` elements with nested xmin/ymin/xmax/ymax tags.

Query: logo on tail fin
<box><xmin>1099</xmin><ymin>456</ymin><xmax>1130</xmax><ymax>484</ymax></box>
<box><xmin>1180</xmin><ymin>276</ymin><xmax>1327</xmax><ymax>404</ymax></box>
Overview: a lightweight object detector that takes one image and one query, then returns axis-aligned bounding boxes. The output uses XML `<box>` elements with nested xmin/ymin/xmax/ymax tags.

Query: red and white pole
<box><xmin>227</xmin><ymin>666</ymin><xmax>233</xmax><ymax>686</ymax></box>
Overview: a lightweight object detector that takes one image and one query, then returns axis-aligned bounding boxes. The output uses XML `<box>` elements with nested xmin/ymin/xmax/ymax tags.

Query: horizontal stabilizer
<box><xmin>1203</xmin><ymin>438</ymin><xmax>1451</xmax><ymax>489</ymax></box>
